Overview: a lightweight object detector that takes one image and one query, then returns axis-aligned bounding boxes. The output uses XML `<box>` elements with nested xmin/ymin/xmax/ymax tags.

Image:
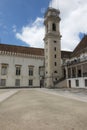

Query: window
<box><xmin>1</xmin><ymin>64</ymin><xmax>8</xmax><ymax>75</ymax></box>
<box><xmin>54</xmin><ymin>47</ymin><xmax>56</xmax><ymax>51</ymax></box>
<box><xmin>46</xmin><ymin>71</ymin><xmax>48</xmax><ymax>74</ymax></box>
<box><xmin>55</xmin><ymin>78</ymin><xmax>57</xmax><ymax>81</ymax></box>
<box><xmin>0</xmin><ymin>79</ymin><xmax>6</xmax><ymax>86</ymax></box>
<box><xmin>54</xmin><ymin>54</ymin><xmax>56</xmax><ymax>58</ymax></box>
<box><xmin>15</xmin><ymin>79</ymin><xmax>20</xmax><ymax>86</ymax></box>
<box><xmin>54</xmin><ymin>41</ymin><xmax>56</xmax><ymax>43</ymax></box>
<box><xmin>85</xmin><ymin>79</ymin><xmax>87</xmax><ymax>87</ymax></box>
<box><xmin>52</xmin><ymin>23</ymin><xmax>56</xmax><ymax>31</ymax></box>
<box><xmin>29</xmin><ymin>80</ymin><xmax>33</xmax><ymax>86</ymax></box>
<box><xmin>76</xmin><ymin>80</ymin><xmax>79</xmax><ymax>87</ymax></box>
<box><xmin>55</xmin><ymin>62</ymin><xmax>57</xmax><ymax>66</ymax></box>
<box><xmin>69</xmin><ymin>80</ymin><xmax>71</xmax><ymax>88</ymax></box>
<box><xmin>54</xmin><ymin>71</ymin><xmax>57</xmax><ymax>73</ymax></box>
<box><xmin>16</xmin><ymin>66</ymin><xmax>21</xmax><ymax>75</ymax></box>
<box><xmin>29</xmin><ymin>67</ymin><xmax>34</xmax><ymax>76</ymax></box>
<box><xmin>77</xmin><ymin>70</ymin><xmax>81</xmax><ymax>77</ymax></box>
<box><xmin>39</xmin><ymin>67</ymin><xmax>44</xmax><ymax>77</ymax></box>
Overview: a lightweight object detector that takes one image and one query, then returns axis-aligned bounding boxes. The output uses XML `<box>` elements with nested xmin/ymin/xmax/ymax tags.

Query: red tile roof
<box><xmin>72</xmin><ymin>35</ymin><xmax>87</xmax><ymax>57</ymax></box>
<box><xmin>0</xmin><ymin>43</ymin><xmax>72</xmax><ymax>59</ymax></box>
<box><xmin>0</xmin><ymin>44</ymin><xmax>44</xmax><ymax>56</ymax></box>
<box><xmin>61</xmin><ymin>51</ymin><xmax>72</xmax><ymax>59</ymax></box>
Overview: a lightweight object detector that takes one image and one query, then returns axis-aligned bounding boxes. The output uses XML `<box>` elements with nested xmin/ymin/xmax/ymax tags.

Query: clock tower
<box><xmin>44</xmin><ymin>8</ymin><xmax>62</xmax><ymax>88</ymax></box>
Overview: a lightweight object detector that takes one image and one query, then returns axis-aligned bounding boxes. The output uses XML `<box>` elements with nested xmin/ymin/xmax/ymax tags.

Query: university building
<box><xmin>0</xmin><ymin>45</ymin><xmax>44</xmax><ymax>87</ymax></box>
<box><xmin>0</xmin><ymin>7</ymin><xmax>87</xmax><ymax>88</ymax></box>
<box><xmin>63</xmin><ymin>35</ymin><xmax>87</xmax><ymax>88</ymax></box>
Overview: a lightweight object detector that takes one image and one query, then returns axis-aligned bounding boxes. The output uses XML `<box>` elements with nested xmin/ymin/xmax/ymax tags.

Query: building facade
<box><xmin>0</xmin><ymin>7</ymin><xmax>87</xmax><ymax>88</ymax></box>
<box><xmin>63</xmin><ymin>35</ymin><xmax>87</xmax><ymax>88</ymax></box>
<box><xmin>0</xmin><ymin>45</ymin><xmax>44</xmax><ymax>88</ymax></box>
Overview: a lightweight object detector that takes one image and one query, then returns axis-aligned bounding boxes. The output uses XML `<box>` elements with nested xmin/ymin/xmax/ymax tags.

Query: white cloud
<box><xmin>16</xmin><ymin>17</ymin><xmax>44</xmax><ymax>48</ymax></box>
<box><xmin>49</xmin><ymin>0</ymin><xmax>87</xmax><ymax>51</ymax></box>
<box><xmin>16</xmin><ymin>0</ymin><xmax>87</xmax><ymax>51</ymax></box>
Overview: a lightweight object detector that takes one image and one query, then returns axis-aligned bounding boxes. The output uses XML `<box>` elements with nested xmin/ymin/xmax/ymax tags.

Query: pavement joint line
<box><xmin>0</xmin><ymin>90</ymin><xmax>19</xmax><ymax>103</ymax></box>
<box><xmin>37</xmin><ymin>88</ymin><xmax>87</xmax><ymax>103</ymax></box>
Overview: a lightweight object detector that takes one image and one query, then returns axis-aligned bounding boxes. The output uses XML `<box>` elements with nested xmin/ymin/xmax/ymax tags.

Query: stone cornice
<box><xmin>0</xmin><ymin>51</ymin><xmax>44</xmax><ymax>60</ymax></box>
<box><xmin>44</xmin><ymin>33</ymin><xmax>61</xmax><ymax>41</ymax></box>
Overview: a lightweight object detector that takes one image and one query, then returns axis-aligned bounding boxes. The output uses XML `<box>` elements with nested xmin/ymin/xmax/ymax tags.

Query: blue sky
<box><xmin>0</xmin><ymin>0</ymin><xmax>87</xmax><ymax>51</ymax></box>
<box><xmin>0</xmin><ymin>0</ymin><xmax>50</xmax><ymax>46</ymax></box>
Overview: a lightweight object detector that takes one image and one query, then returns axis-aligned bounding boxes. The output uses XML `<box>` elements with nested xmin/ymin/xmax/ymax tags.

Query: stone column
<box><xmin>76</xmin><ymin>66</ymin><xmax>77</xmax><ymax>78</ymax></box>
<box><xmin>71</xmin><ymin>67</ymin><xmax>72</xmax><ymax>78</ymax></box>
<box><xmin>81</xmin><ymin>64</ymin><xmax>83</xmax><ymax>77</ymax></box>
<box><xmin>65</xmin><ymin>66</ymin><xmax>68</xmax><ymax>78</ymax></box>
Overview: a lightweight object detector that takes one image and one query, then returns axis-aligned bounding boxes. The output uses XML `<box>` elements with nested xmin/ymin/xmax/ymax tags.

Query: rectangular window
<box><xmin>15</xmin><ymin>79</ymin><xmax>20</xmax><ymax>86</ymax></box>
<box><xmin>16</xmin><ymin>66</ymin><xmax>21</xmax><ymax>75</ymax></box>
<box><xmin>54</xmin><ymin>41</ymin><xmax>56</xmax><ymax>43</ymax></box>
<box><xmin>68</xmin><ymin>80</ymin><xmax>71</xmax><ymax>88</ymax></box>
<box><xmin>54</xmin><ymin>47</ymin><xmax>56</xmax><ymax>51</ymax></box>
<box><xmin>0</xmin><ymin>79</ymin><xmax>6</xmax><ymax>86</ymax></box>
<box><xmin>55</xmin><ymin>78</ymin><xmax>57</xmax><ymax>81</ymax></box>
<box><xmin>77</xmin><ymin>70</ymin><xmax>81</xmax><ymax>77</ymax></box>
<box><xmin>1</xmin><ymin>65</ymin><xmax>8</xmax><ymax>75</ymax></box>
<box><xmin>39</xmin><ymin>67</ymin><xmax>44</xmax><ymax>76</ymax></box>
<box><xmin>29</xmin><ymin>80</ymin><xmax>33</xmax><ymax>86</ymax></box>
<box><xmin>54</xmin><ymin>54</ymin><xmax>56</xmax><ymax>58</ymax></box>
<box><xmin>85</xmin><ymin>79</ymin><xmax>87</xmax><ymax>87</ymax></box>
<box><xmin>54</xmin><ymin>62</ymin><xmax>57</xmax><ymax>66</ymax></box>
<box><xmin>46</xmin><ymin>71</ymin><xmax>48</xmax><ymax>74</ymax></box>
<box><xmin>54</xmin><ymin>71</ymin><xmax>57</xmax><ymax>73</ymax></box>
<box><xmin>29</xmin><ymin>67</ymin><xmax>33</xmax><ymax>76</ymax></box>
<box><xmin>76</xmin><ymin>80</ymin><xmax>79</xmax><ymax>87</ymax></box>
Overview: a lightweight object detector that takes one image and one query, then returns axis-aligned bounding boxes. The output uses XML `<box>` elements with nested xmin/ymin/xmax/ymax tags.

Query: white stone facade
<box><xmin>64</xmin><ymin>53</ymin><xmax>87</xmax><ymax>88</ymax></box>
<box><xmin>67</xmin><ymin>78</ymin><xmax>87</xmax><ymax>88</ymax></box>
<box><xmin>0</xmin><ymin>53</ymin><xmax>44</xmax><ymax>87</ymax></box>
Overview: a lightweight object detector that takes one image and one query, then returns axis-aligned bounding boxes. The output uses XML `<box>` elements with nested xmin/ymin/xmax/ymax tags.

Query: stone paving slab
<box><xmin>0</xmin><ymin>89</ymin><xmax>87</xmax><ymax>130</ymax></box>
<box><xmin>0</xmin><ymin>90</ymin><xmax>19</xmax><ymax>103</ymax></box>
<box><xmin>38</xmin><ymin>88</ymin><xmax>87</xmax><ymax>103</ymax></box>
<box><xmin>0</xmin><ymin>90</ymin><xmax>9</xmax><ymax>94</ymax></box>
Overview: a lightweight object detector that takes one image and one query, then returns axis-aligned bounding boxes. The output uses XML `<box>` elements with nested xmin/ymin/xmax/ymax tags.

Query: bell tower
<box><xmin>44</xmin><ymin>8</ymin><xmax>62</xmax><ymax>88</ymax></box>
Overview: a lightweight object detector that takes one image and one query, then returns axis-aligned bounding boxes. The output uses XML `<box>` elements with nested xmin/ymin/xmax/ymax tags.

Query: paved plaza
<box><xmin>0</xmin><ymin>88</ymin><xmax>87</xmax><ymax>130</ymax></box>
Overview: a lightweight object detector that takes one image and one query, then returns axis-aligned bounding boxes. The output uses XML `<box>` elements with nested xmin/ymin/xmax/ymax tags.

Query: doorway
<box><xmin>69</xmin><ymin>80</ymin><xmax>71</xmax><ymax>88</ymax></box>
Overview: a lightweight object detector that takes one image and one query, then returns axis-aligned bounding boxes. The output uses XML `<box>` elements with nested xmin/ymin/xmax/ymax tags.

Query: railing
<box><xmin>67</xmin><ymin>72</ymin><xmax>87</xmax><ymax>78</ymax></box>
<box><xmin>64</xmin><ymin>56</ymin><xmax>87</xmax><ymax>66</ymax></box>
<box><xmin>83</xmin><ymin>72</ymin><xmax>87</xmax><ymax>77</ymax></box>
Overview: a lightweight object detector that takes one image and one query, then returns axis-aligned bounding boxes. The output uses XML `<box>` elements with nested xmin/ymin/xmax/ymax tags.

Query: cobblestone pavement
<box><xmin>0</xmin><ymin>88</ymin><xmax>87</xmax><ymax>130</ymax></box>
